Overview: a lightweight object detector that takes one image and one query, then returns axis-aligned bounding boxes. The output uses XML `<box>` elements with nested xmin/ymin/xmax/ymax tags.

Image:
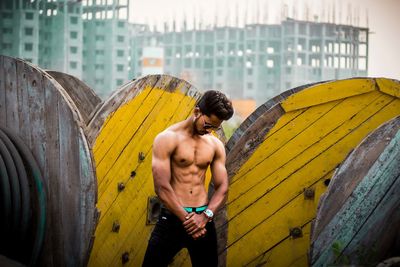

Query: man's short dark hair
<box><xmin>196</xmin><ymin>90</ymin><xmax>234</xmax><ymax>120</ymax></box>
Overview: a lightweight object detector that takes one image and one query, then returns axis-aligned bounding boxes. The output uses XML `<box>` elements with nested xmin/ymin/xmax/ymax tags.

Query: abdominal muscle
<box><xmin>170</xmin><ymin>165</ymin><xmax>209</xmax><ymax>207</ymax></box>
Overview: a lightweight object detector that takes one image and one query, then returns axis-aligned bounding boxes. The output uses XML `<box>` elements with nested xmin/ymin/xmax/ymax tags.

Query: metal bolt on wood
<box><xmin>138</xmin><ymin>152</ymin><xmax>145</xmax><ymax>162</ymax></box>
<box><xmin>112</xmin><ymin>221</ymin><xmax>120</xmax><ymax>233</ymax></box>
<box><xmin>118</xmin><ymin>182</ymin><xmax>125</xmax><ymax>192</ymax></box>
<box><xmin>121</xmin><ymin>252</ymin><xmax>129</xmax><ymax>264</ymax></box>
<box><xmin>289</xmin><ymin>227</ymin><xmax>303</xmax><ymax>239</ymax></box>
<box><xmin>304</xmin><ymin>188</ymin><xmax>315</xmax><ymax>199</ymax></box>
<box><xmin>130</xmin><ymin>171</ymin><xmax>136</xmax><ymax>178</ymax></box>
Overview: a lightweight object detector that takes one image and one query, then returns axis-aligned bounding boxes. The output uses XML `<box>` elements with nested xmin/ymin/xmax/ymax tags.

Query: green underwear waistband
<box><xmin>183</xmin><ymin>205</ymin><xmax>208</xmax><ymax>213</ymax></box>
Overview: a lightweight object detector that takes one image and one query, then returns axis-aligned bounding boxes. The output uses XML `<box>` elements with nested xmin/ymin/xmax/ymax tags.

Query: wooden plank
<box><xmin>78</xmin><ymin>127</ymin><xmax>97</xmax><ymax>266</ymax></box>
<box><xmin>281</xmin><ymin>79</ymin><xmax>376</xmax><ymax>112</ymax></box>
<box><xmin>246</xmin><ymin>222</ymin><xmax>312</xmax><ymax>267</ymax></box>
<box><xmin>26</xmin><ymin>59</ymin><xmax>46</xmax><ymax>171</ymax></box>
<box><xmin>46</xmin><ymin>71</ymin><xmax>102</xmax><ymax>125</ymax></box>
<box><xmin>38</xmin><ymin>77</ymin><xmax>59</xmax><ymax>267</ymax></box>
<box><xmin>311</xmin><ymin>117</ymin><xmax>400</xmax><ymax>239</ymax></box>
<box><xmin>3</xmin><ymin>56</ymin><xmax>19</xmax><ymax>131</ymax></box>
<box><xmin>338</xmin><ymin>174</ymin><xmax>400</xmax><ymax>264</ymax></box>
<box><xmin>376</xmin><ymin>78</ymin><xmax>400</xmax><ymax>99</ymax></box>
<box><xmin>0</xmin><ymin>56</ymin><xmax>6</xmax><ymax>124</ymax></box>
<box><xmin>16</xmin><ymin>60</ymin><xmax>31</xmax><ymax>148</ymax></box>
<box><xmin>311</xmin><ymin>132</ymin><xmax>400</xmax><ymax>265</ymax></box>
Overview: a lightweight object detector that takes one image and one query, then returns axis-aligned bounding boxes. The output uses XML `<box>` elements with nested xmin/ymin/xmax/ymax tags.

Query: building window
<box><xmin>24</xmin><ymin>27</ymin><xmax>33</xmax><ymax>36</ymax></box>
<box><xmin>95</xmin><ymin>50</ymin><xmax>104</xmax><ymax>55</ymax></box>
<box><xmin>116</xmin><ymin>79</ymin><xmax>124</xmax><ymax>86</ymax></box>
<box><xmin>70</xmin><ymin>46</ymin><xmax>78</xmax><ymax>54</ymax></box>
<box><xmin>70</xmin><ymin>61</ymin><xmax>78</xmax><ymax>69</ymax></box>
<box><xmin>247</xmin><ymin>83</ymin><xmax>253</xmax><ymax>89</ymax></box>
<box><xmin>70</xmin><ymin>31</ymin><xmax>78</xmax><ymax>39</ymax></box>
<box><xmin>70</xmin><ymin>16</ymin><xmax>78</xmax><ymax>24</ymax></box>
<box><xmin>96</xmin><ymin>35</ymin><xmax>105</xmax><ymax>41</ymax></box>
<box><xmin>117</xmin><ymin>50</ymin><xmax>124</xmax><ymax>57</ymax></box>
<box><xmin>217</xmin><ymin>69</ymin><xmax>223</xmax><ymax>76</ymax></box>
<box><xmin>116</xmin><ymin>64</ymin><xmax>124</xmax><ymax>71</ymax></box>
<box><xmin>24</xmin><ymin>43</ymin><xmax>33</xmax><ymax>51</ymax></box>
<box><xmin>2</xmin><ymin>43</ymin><xmax>12</xmax><ymax>50</ymax></box>
<box><xmin>95</xmin><ymin>64</ymin><xmax>104</xmax><ymax>70</ymax></box>
<box><xmin>3</xmin><ymin>13</ymin><xmax>13</xmax><ymax>19</ymax></box>
<box><xmin>3</xmin><ymin>28</ymin><xmax>13</xmax><ymax>34</ymax></box>
<box><xmin>117</xmin><ymin>35</ymin><xmax>124</xmax><ymax>42</ymax></box>
<box><xmin>267</xmin><ymin>59</ymin><xmax>274</xmax><ymax>68</ymax></box>
<box><xmin>118</xmin><ymin>21</ymin><xmax>124</xmax><ymax>28</ymax></box>
<box><xmin>247</xmin><ymin>68</ymin><xmax>253</xmax><ymax>75</ymax></box>
<box><xmin>25</xmin><ymin>12</ymin><xmax>34</xmax><ymax>20</ymax></box>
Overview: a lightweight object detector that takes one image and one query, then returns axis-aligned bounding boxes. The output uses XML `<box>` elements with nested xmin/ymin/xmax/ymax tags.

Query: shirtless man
<box><xmin>142</xmin><ymin>90</ymin><xmax>234</xmax><ymax>267</ymax></box>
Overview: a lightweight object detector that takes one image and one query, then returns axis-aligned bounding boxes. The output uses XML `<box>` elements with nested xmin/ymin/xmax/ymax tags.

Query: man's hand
<box><xmin>183</xmin><ymin>213</ymin><xmax>208</xmax><ymax>239</ymax></box>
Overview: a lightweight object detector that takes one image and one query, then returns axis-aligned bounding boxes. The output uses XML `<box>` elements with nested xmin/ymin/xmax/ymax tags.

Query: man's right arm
<box><xmin>152</xmin><ymin>131</ymin><xmax>188</xmax><ymax>222</ymax></box>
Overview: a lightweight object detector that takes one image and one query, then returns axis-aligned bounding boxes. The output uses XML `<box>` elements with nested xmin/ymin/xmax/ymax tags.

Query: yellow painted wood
<box><xmin>281</xmin><ymin>79</ymin><xmax>376</xmax><ymax>112</ymax></box>
<box><xmin>225</xmin><ymin>81</ymin><xmax>400</xmax><ymax>267</ymax></box>
<box><xmin>96</xmin><ymin>87</ymin><xmax>166</xmax><ymax>194</ymax></box>
<box><xmin>246</xmin><ymin>222</ymin><xmax>312</xmax><ymax>267</ymax></box>
<box><xmin>230</xmin><ymin>91</ymin><xmax>382</xmax><ymax>195</ymax></box>
<box><xmin>93</xmin><ymin>85</ymin><xmax>153</xmax><ymax>157</ymax></box>
<box><xmin>377</xmin><ymin>78</ymin><xmax>400</xmax><ymax>98</ymax></box>
<box><xmin>88</xmin><ymin>79</ymin><xmax>214</xmax><ymax>267</ymax></box>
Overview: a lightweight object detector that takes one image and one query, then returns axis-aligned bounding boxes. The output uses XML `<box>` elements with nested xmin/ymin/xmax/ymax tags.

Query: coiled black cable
<box><xmin>0</xmin><ymin>127</ymin><xmax>46</xmax><ymax>266</ymax></box>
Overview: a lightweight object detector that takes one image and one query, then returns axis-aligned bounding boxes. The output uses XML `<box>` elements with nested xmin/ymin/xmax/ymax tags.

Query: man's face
<box><xmin>194</xmin><ymin>113</ymin><xmax>223</xmax><ymax>135</ymax></box>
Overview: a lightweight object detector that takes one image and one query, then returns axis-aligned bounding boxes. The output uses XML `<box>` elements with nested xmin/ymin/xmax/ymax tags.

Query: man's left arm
<box><xmin>207</xmin><ymin>138</ymin><xmax>229</xmax><ymax>214</ymax></box>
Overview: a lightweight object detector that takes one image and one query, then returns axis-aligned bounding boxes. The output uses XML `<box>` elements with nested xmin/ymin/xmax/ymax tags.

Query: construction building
<box><xmin>131</xmin><ymin>19</ymin><xmax>368</xmax><ymax>104</ymax></box>
<box><xmin>1</xmin><ymin>1</ymin><xmax>368</xmax><ymax>103</ymax></box>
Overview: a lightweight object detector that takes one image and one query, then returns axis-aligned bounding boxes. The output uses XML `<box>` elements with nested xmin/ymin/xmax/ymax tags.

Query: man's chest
<box><xmin>172</xmin><ymin>138</ymin><xmax>215</xmax><ymax>168</ymax></box>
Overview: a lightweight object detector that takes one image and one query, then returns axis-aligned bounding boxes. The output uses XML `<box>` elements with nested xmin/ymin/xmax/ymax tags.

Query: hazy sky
<box><xmin>129</xmin><ymin>0</ymin><xmax>400</xmax><ymax>79</ymax></box>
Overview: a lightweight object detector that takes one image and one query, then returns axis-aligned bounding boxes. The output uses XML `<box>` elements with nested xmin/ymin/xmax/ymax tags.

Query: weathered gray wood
<box><xmin>46</xmin><ymin>71</ymin><xmax>102</xmax><ymax>125</ymax></box>
<box><xmin>310</xmin><ymin>119</ymin><xmax>400</xmax><ymax>266</ymax></box>
<box><xmin>312</xmin><ymin>117</ymin><xmax>400</xmax><ymax>240</ymax></box>
<box><xmin>3</xmin><ymin>56</ymin><xmax>19</xmax><ymax>131</ymax></box>
<box><xmin>226</xmin><ymin>104</ymin><xmax>285</xmax><ymax>177</ymax></box>
<box><xmin>0</xmin><ymin>56</ymin><xmax>97</xmax><ymax>267</ymax></box>
<box><xmin>0</xmin><ymin>56</ymin><xmax>6</xmax><ymax>125</ymax></box>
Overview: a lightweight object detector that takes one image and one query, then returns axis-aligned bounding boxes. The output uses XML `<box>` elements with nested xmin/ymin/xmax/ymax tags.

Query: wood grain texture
<box><xmin>46</xmin><ymin>71</ymin><xmax>102</xmax><ymax>125</ymax></box>
<box><xmin>219</xmin><ymin>78</ymin><xmax>400</xmax><ymax>267</ymax></box>
<box><xmin>310</xmin><ymin>116</ymin><xmax>400</xmax><ymax>266</ymax></box>
<box><xmin>87</xmin><ymin>75</ymin><xmax>210</xmax><ymax>267</ymax></box>
<box><xmin>0</xmin><ymin>56</ymin><xmax>97</xmax><ymax>267</ymax></box>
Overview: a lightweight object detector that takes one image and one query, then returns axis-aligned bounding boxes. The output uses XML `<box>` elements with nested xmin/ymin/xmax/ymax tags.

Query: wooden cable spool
<box><xmin>86</xmin><ymin>74</ymin><xmax>225</xmax><ymax>267</ymax></box>
<box><xmin>0</xmin><ymin>55</ymin><xmax>97</xmax><ymax>266</ymax></box>
<box><xmin>45</xmin><ymin>71</ymin><xmax>102</xmax><ymax>125</ymax></box>
<box><xmin>310</xmin><ymin>116</ymin><xmax>400</xmax><ymax>266</ymax></box>
<box><xmin>217</xmin><ymin>78</ymin><xmax>400</xmax><ymax>266</ymax></box>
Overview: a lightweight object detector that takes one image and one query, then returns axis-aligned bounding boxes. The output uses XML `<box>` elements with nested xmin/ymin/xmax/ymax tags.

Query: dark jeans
<box><xmin>142</xmin><ymin>208</ymin><xmax>218</xmax><ymax>267</ymax></box>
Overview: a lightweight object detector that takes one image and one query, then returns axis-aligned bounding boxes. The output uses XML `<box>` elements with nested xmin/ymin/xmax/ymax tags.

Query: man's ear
<box><xmin>194</xmin><ymin>106</ymin><xmax>201</xmax><ymax>118</ymax></box>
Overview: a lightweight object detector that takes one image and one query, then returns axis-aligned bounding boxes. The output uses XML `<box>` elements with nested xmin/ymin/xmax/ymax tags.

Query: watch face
<box><xmin>205</xmin><ymin>209</ymin><xmax>213</xmax><ymax>218</ymax></box>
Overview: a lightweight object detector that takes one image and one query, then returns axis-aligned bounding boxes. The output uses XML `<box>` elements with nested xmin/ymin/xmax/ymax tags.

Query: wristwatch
<box><xmin>203</xmin><ymin>209</ymin><xmax>214</xmax><ymax>221</ymax></box>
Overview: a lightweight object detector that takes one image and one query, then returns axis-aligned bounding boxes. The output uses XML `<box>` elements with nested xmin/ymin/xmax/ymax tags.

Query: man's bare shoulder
<box><xmin>154</xmin><ymin>128</ymin><xmax>179</xmax><ymax>144</ymax></box>
<box><xmin>207</xmin><ymin>134</ymin><xmax>225</xmax><ymax>151</ymax></box>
